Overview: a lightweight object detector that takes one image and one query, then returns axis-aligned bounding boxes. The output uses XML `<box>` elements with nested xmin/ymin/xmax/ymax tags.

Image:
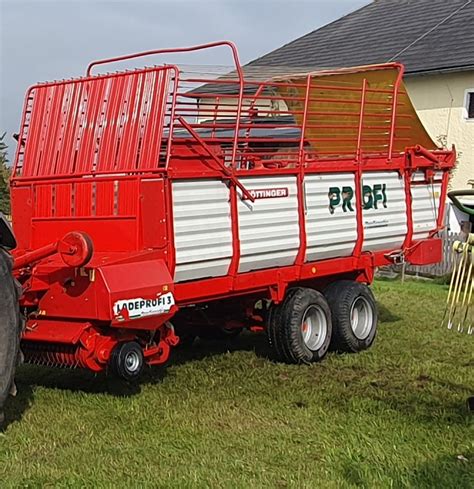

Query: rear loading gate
<box><xmin>10</xmin><ymin>41</ymin><xmax>455</xmax><ymax>378</ymax></box>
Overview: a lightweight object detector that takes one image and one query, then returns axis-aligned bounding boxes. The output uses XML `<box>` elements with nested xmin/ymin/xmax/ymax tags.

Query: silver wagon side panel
<box><xmin>411</xmin><ymin>172</ymin><xmax>442</xmax><ymax>241</ymax></box>
<box><xmin>305</xmin><ymin>173</ymin><xmax>358</xmax><ymax>261</ymax></box>
<box><xmin>362</xmin><ymin>172</ymin><xmax>407</xmax><ymax>252</ymax></box>
<box><xmin>172</xmin><ymin>180</ymin><xmax>233</xmax><ymax>282</ymax></box>
<box><xmin>237</xmin><ymin>176</ymin><xmax>300</xmax><ymax>273</ymax></box>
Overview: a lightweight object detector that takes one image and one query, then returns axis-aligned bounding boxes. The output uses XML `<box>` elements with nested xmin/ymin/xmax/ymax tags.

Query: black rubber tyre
<box><xmin>0</xmin><ymin>247</ymin><xmax>22</xmax><ymax>423</ymax></box>
<box><xmin>110</xmin><ymin>341</ymin><xmax>144</xmax><ymax>381</ymax></box>
<box><xmin>266</xmin><ymin>288</ymin><xmax>298</xmax><ymax>361</ymax></box>
<box><xmin>268</xmin><ymin>287</ymin><xmax>332</xmax><ymax>364</ymax></box>
<box><xmin>324</xmin><ymin>280</ymin><xmax>378</xmax><ymax>353</ymax></box>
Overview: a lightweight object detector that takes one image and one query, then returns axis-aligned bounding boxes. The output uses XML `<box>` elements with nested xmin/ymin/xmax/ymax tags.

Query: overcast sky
<box><xmin>0</xmin><ymin>0</ymin><xmax>369</xmax><ymax>153</ymax></box>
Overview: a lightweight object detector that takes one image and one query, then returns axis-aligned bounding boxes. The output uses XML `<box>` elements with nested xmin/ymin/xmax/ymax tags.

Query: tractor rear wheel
<box><xmin>267</xmin><ymin>287</ymin><xmax>332</xmax><ymax>364</ymax></box>
<box><xmin>0</xmin><ymin>247</ymin><xmax>22</xmax><ymax>424</ymax></box>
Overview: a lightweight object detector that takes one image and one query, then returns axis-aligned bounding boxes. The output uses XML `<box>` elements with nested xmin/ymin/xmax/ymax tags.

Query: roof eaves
<box><xmin>405</xmin><ymin>64</ymin><xmax>474</xmax><ymax>76</ymax></box>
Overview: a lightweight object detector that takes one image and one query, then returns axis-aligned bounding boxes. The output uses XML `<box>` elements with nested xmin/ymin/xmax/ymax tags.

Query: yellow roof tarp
<box><xmin>276</xmin><ymin>64</ymin><xmax>436</xmax><ymax>157</ymax></box>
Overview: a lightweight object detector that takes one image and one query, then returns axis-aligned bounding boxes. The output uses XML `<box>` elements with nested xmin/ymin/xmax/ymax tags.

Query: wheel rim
<box><xmin>124</xmin><ymin>350</ymin><xmax>141</xmax><ymax>373</ymax></box>
<box><xmin>301</xmin><ymin>305</ymin><xmax>328</xmax><ymax>351</ymax></box>
<box><xmin>350</xmin><ymin>296</ymin><xmax>373</xmax><ymax>340</ymax></box>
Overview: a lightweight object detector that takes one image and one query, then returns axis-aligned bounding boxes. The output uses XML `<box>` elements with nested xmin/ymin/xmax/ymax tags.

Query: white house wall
<box><xmin>405</xmin><ymin>71</ymin><xmax>474</xmax><ymax>192</ymax></box>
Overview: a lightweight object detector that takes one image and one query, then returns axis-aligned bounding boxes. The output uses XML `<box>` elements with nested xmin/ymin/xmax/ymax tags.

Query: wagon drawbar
<box><xmin>10</xmin><ymin>41</ymin><xmax>455</xmax><ymax>378</ymax></box>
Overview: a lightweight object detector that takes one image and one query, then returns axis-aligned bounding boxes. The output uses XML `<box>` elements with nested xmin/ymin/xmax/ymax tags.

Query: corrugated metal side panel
<box><xmin>305</xmin><ymin>173</ymin><xmax>358</xmax><ymax>261</ymax></box>
<box><xmin>238</xmin><ymin>176</ymin><xmax>299</xmax><ymax>273</ymax></box>
<box><xmin>362</xmin><ymin>172</ymin><xmax>407</xmax><ymax>252</ymax></box>
<box><xmin>411</xmin><ymin>172</ymin><xmax>441</xmax><ymax>241</ymax></box>
<box><xmin>172</xmin><ymin>180</ymin><xmax>233</xmax><ymax>282</ymax></box>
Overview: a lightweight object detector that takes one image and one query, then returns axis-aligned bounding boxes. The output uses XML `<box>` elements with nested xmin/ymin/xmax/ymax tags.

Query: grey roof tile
<box><xmin>249</xmin><ymin>0</ymin><xmax>474</xmax><ymax>74</ymax></box>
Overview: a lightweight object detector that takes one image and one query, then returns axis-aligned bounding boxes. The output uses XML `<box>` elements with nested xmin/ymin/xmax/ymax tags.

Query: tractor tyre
<box><xmin>269</xmin><ymin>287</ymin><xmax>332</xmax><ymax>364</ymax></box>
<box><xmin>324</xmin><ymin>280</ymin><xmax>378</xmax><ymax>353</ymax></box>
<box><xmin>0</xmin><ymin>247</ymin><xmax>22</xmax><ymax>424</ymax></box>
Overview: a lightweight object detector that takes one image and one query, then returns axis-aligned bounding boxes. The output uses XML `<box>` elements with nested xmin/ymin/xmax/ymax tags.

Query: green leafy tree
<box><xmin>0</xmin><ymin>132</ymin><xmax>11</xmax><ymax>215</ymax></box>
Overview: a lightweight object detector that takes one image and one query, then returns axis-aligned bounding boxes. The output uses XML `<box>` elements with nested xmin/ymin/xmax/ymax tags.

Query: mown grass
<box><xmin>1</xmin><ymin>279</ymin><xmax>473</xmax><ymax>488</ymax></box>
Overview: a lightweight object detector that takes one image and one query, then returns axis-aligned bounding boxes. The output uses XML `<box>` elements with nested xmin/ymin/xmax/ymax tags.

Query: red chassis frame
<box><xmin>10</xmin><ymin>41</ymin><xmax>456</xmax><ymax>373</ymax></box>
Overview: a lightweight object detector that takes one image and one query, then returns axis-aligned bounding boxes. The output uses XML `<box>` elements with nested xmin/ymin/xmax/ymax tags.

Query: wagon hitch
<box><xmin>13</xmin><ymin>231</ymin><xmax>93</xmax><ymax>271</ymax></box>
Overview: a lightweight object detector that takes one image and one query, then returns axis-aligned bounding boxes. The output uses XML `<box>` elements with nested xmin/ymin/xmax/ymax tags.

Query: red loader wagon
<box><xmin>10</xmin><ymin>41</ymin><xmax>455</xmax><ymax>379</ymax></box>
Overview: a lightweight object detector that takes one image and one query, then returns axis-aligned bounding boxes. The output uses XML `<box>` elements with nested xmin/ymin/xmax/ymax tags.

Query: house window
<box><xmin>463</xmin><ymin>89</ymin><xmax>474</xmax><ymax>121</ymax></box>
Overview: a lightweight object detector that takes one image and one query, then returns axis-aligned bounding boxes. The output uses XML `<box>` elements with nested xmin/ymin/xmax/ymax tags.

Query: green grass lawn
<box><xmin>1</xmin><ymin>279</ymin><xmax>473</xmax><ymax>488</ymax></box>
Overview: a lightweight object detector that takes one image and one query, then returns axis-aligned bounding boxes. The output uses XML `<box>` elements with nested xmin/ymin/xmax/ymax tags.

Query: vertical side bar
<box><xmin>116</xmin><ymin>71</ymin><xmax>140</xmax><ymax>169</ymax></box>
<box><xmin>123</xmin><ymin>71</ymin><xmax>146</xmax><ymax>170</ymax></box>
<box><xmin>75</xmin><ymin>78</ymin><xmax>103</xmax><ymax>173</ymax></box>
<box><xmin>227</xmin><ymin>182</ymin><xmax>242</xmax><ymax>280</ymax></box>
<box><xmin>134</xmin><ymin>70</ymin><xmax>154</xmax><ymax>170</ymax></box>
<box><xmin>165</xmin><ymin>67</ymin><xmax>180</xmax><ymax>168</ymax></box>
<box><xmin>240</xmin><ymin>84</ymin><xmax>266</xmax><ymax>167</ymax></box>
<box><xmin>89</xmin><ymin>78</ymin><xmax>112</xmax><ymax>173</ymax></box>
<box><xmin>35</xmin><ymin>86</ymin><xmax>51</xmax><ymax>173</ymax></box>
<box><xmin>12</xmin><ymin>86</ymin><xmax>35</xmax><ymax>177</ymax></box>
<box><xmin>436</xmin><ymin>169</ymin><xmax>451</xmax><ymax>232</ymax></box>
<box><xmin>295</xmin><ymin>74</ymin><xmax>312</xmax><ymax>267</ymax></box>
<box><xmin>53</xmin><ymin>82</ymin><xmax>75</xmax><ymax>174</ymax></box>
<box><xmin>229</xmin><ymin>46</ymin><xmax>244</xmax><ymax>171</ymax></box>
<box><xmin>211</xmin><ymin>95</ymin><xmax>220</xmax><ymax>138</ymax></box>
<box><xmin>139</xmin><ymin>69</ymin><xmax>169</xmax><ymax>170</ymax></box>
<box><xmin>164</xmin><ymin>177</ymin><xmax>176</xmax><ymax>277</ymax></box>
<box><xmin>42</xmin><ymin>84</ymin><xmax>65</xmax><ymax>175</ymax></box>
<box><xmin>298</xmin><ymin>74</ymin><xmax>312</xmax><ymax>163</ymax></box>
<box><xmin>388</xmin><ymin>66</ymin><xmax>404</xmax><ymax>161</ymax></box>
<box><xmin>62</xmin><ymin>80</ymin><xmax>86</xmax><ymax>174</ymax></box>
<box><xmin>402</xmin><ymin>152</ymin><xmax>413</xmax><ymax>250</ymax></box>
<box><xmin>113</xmin><ymin>72</ymin><xmax>136</xmax><ymax>170</ymax></box>
<box><xmin>136</xmin><ymin>70</ymin><xmax>158</xmax><ymax>169</ymax></box>
<box><xmin>356</xmin><ymin>79</ymin><xmax>368</xmax><ymax>160</ymax></box>
<box><xmin>353</xmin><ymin>78</ymin><xmax>368</xmax><ymax>258</ymax></box>
<box><xmin>99</xmin><ymin>74</ymin><xmax>128</xmax><ymax>172</ymax></box>
<box><xmin>21</xmin><ymin>88</ymin><xmax>46</xmax><ymax>177</ymax></box>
